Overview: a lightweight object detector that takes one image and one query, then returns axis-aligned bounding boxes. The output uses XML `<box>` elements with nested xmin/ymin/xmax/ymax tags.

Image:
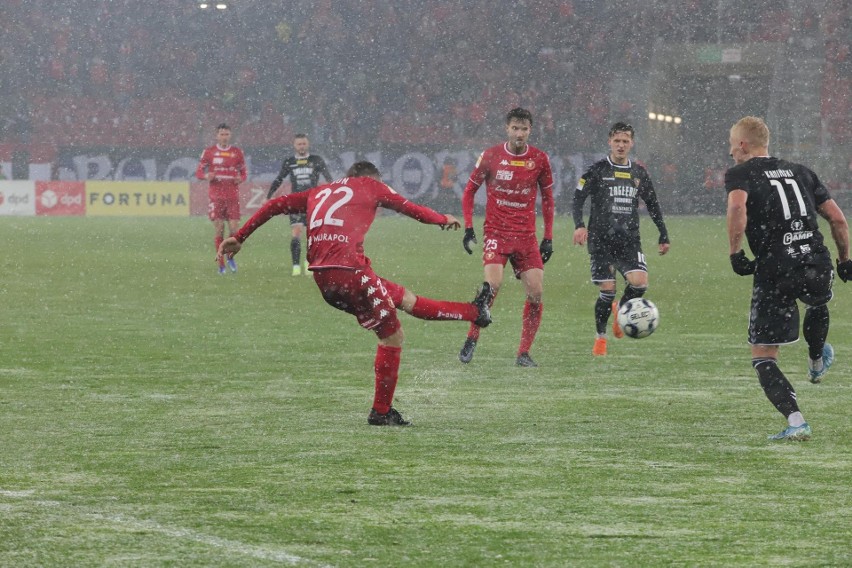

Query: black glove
<box><xmin>463</xmin><ymin>228</ymin><xmax>477</xmax><ymax>255</ymax></box>
<box><xmin>539</xmin><ymin>239</ymin><xmax>553</xmax><ymax>264</ymax></box>
<box><xmin>730</xmin><ymin>250</ymin><xmax>756</xmax><ymax>276</ymax></box>
<box><xmin>837</xmin><ymin>258</ymin><xmax>852</xmax><ymax>282</ymax></box>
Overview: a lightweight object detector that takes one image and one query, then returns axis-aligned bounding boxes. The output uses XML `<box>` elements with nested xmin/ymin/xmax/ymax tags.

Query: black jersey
<box><xmin>573</xmin><ymin>157</ymin><xmax>668</xmax><ymax>249</ymax></box>
<box><xmin>725</xmin><ymin>157</ymin><xmax>831</xmax><ymax>269</ymax></box>
<box><xmin>267</xmin><ymin>154</ymin><xmax>332</xmax><ymax>199</ymax></box>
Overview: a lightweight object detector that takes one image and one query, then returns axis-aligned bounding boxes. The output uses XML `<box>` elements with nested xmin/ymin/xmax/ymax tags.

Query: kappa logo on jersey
<box><xmin>496</xmin><ymin>170</ymin><xmax>514</xmax><ymax>181</ymax></box>
<box><xmin>615</xmin><ymin>171</ymin><xmax>631</xmax><ymax>179</ymax></box>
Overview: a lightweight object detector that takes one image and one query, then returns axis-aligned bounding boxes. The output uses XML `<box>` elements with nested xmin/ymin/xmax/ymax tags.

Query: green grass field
<box><xmin>1</xmin><ymin>215</ymin><xmax>850</xmax><ymax>567</ymax></box>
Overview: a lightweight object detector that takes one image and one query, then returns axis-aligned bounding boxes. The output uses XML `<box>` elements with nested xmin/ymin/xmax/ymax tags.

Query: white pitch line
<box><xmin>1</xmin><ymin>491</ymin><xmax>331</xmax><ymax>567</ymax></box>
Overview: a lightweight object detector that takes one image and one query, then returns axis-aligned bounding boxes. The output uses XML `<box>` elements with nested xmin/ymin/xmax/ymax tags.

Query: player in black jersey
<box><xmin>572</xmin><ymin>122</ymin><xmax>670</xmax><ymax>356</ymax></box>
<box><xmin>267</xmin><ymin>134</ymin><xmax>333</xmax><ymax>275</ymax></box>
<box><xmin>725</xmin><ymin>116</ymin><xmax>852</xmax><ymax>442</ymax></box>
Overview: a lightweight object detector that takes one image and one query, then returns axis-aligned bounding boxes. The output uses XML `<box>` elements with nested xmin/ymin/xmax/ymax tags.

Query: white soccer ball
<box><xmin>617</xmin><ymin>298</ymin><xmax>659</xmax><ymax>339</ymax></box>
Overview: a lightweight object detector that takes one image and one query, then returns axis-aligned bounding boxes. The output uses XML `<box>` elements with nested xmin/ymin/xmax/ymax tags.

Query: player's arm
<box><xmin>461</xmin><ymin>153</ymin><xmax>487</xmax><ymax>252</ymax></box>
<box><xmin>267</xmin><ymin>162</ymin><xmax>292</xmax><ymax>199</ymax></box>
<box><xmin>538</xmin><ymin>158</ymin><xmax>556</xmax><ymax>262</ymax></box>
<box><xmin>817</xmin><ymin>199</ymin><xmax>850</xmax><ymax>265</ymax></box>
<box><xmin>195</xmin><ymin>149</ymin><xmax>210</xmax><ymax>180</ymax></box>
<box><xmin>640</xmin><ymin>176</ymin><xmax>670</xmax><ymax>254</ymax></box>
<box><xmin>572</xmin><ymin>172</ymin><xmax>591</xmax><ymax>246</ymax></box>
<box><xmin>231</xmin><ymin>192</ymin><xmax>309</xmax><ymax>246</ymax></box>
<box><xmin>382</xmin><ymin>191</ymin><xmax>453</xmax><ymax>227</ymax></box>
<box><xmin>236</xmin><ymin>150</ymin><xmax>248</xmax><ymax>183</ymax></box>
<box><xmin>725</xmin><ymin>188</ymin><xmax>757</xmax><ymax>276</ymax></box>
<box><xmin>318</xmin><ymin>158</ymin><xmax>333</xmax><ymax>183</ymax></box>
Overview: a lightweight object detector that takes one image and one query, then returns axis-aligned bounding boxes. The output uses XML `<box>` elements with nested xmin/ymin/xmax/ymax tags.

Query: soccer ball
<box><xmin>616</xmin><ymin>298</ymin><xmax>659</xmax><ymax>339</ymax></box>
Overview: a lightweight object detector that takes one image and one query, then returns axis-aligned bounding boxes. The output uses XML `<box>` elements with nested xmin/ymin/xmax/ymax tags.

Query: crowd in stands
<box><xmin>0</xmin><ymin>0</ymin><xmax>849</xmax><ymax>201</ymax></box>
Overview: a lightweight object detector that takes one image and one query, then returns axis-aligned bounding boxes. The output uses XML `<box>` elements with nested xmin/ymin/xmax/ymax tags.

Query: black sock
<box><xmin>595</xmin><ymin>290</ymin><xmax>616</xmax><ymax>335</ymax></box>
<box><xmin>752</xmin><ymin>358</ymin><xmax>799</xmax><ymax>417</ymax></box>
<box><xmin>619</xmin><ymin>284</ymin><xmax>647</xmax><ymax>307</ymax></box>
<box><xmin>290</xmin><ymin>237</ymin><xmax>301</xmax><ymax>266</ymax></box>
<box><xmin>803</xmin><ymin>304</ymin><xmax>829</xmax><ymax>361</ymax></box>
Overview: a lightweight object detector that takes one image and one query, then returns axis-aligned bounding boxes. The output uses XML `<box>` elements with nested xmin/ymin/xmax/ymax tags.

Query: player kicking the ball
<box><xmin>219</xmin><ymin>161</ymin><xmax>493</xmax><ymax>426</ymax></box>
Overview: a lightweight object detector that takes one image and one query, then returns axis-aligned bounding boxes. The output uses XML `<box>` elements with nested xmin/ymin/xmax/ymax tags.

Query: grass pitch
<box><xmin>1</xmin><ymin>215</ymin><xmax>850</xmax><ymax>567</ymax></box>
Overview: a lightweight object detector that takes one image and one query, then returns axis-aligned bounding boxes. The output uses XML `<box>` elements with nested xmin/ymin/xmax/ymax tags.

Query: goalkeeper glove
<box><xmin>837</xmin><ymin>258</ymin><xmax>852</xmax><ymax>282</ymax></box>
<box><xmin>539</xmin><ymin>239</ymin><xmax>553</xmax><ymax>264</ymax></box>
<box><xmin>462</xmin><ymin>228</ymin><xmax>477</xmax><ymax>255</ymax></box>
<box><xmin>730</xmin><ymin>250</ymin><xmax>756</xmax><ymax>276</ymax></box>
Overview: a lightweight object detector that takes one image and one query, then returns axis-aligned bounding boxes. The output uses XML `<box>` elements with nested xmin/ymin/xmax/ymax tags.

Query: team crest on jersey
<box><xmin>525</xmin><ymin>159</ymin><xmax>536</xmax><ymax>170</ymax></box>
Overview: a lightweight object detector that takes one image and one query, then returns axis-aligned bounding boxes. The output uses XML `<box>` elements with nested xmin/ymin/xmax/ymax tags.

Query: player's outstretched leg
<box><xmin>459</xmin><ymin>282</ymin><xmax>495</xmax><ymax>364</ymax></box>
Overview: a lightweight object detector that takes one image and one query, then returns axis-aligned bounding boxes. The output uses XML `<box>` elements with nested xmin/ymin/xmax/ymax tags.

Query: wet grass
<box><xmin>1</xmin><ymin>215</ymin><xmax>850</xmax><ymax>566</ymax></box>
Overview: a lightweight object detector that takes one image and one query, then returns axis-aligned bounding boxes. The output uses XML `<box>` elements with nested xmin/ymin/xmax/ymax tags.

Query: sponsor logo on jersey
<box><xmin>509</xmin><ymin>160</ymin><xmax>526</xmax><ymax>167</ymax></box>
<box><xmin>782</xmin><ymin>230</ymin><xmax>813</xmax><ymax>246</ymax></box>
<box><xmin>496</xmin><ymin>170</ymin><xmax>514</xmax><ymax>181</ymax></box>
<box><xmin>614</xmin><ymin>171</ymin><xmax>631</xmax><ymax>179</ymax></box>
<box><xmin>296</xmin><ymin>159</ymin><xmax>308</xmax><ymax>165</ymax></box>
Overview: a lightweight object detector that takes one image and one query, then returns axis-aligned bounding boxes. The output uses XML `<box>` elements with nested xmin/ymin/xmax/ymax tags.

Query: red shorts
<box><xmin>208</xmin><ymin>194</ymin><xmax>241</xmax><ymax>221</ymax></box>
<box><xmin>482</xmin><ymin>232</ymin><xmax>543</xmax><ymax>278</ymax></box>
<box><xmin>312</xmin><ymin>267</ymin><xmax>404</xmax><ymax>339</ymax></box>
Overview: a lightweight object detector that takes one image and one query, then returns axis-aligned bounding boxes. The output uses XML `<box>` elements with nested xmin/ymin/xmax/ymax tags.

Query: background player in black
<box><xmin>572</xmin><ymin>122</ymin><xmax>670</xmax><ymax>356</ymax></box>
<box><xmin>267</xmin><ymin>133</ymin><xmax>333</xmax><ymax>275</ymax></box>
<box><xmin>726</xmin><ymin>116</ymin><xmax>852</xmax><ymax>442</ymax></box>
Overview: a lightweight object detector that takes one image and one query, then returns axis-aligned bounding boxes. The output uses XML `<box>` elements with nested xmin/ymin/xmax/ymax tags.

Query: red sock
<box><xmin>518</xmin><ymin>301</ymin><xmax>542</xmax><ymax>355</ymax></box>
<box><xmin>215</xmin><ymin>235</ymin><xmax>224</xmax><ymax>267</ymax></box>
<box><xmin>410</xmin><ymin>296</ymin><xmax>477</xmax><ymax>322</ymax></box>
<box><xmin>373</xmin><ymin>344</ymin><xmax>402</xmax><ymax>414</ymax></box>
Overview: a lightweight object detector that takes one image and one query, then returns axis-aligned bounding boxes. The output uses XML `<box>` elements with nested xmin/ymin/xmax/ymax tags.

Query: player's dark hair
<box><xmin>346</xmin><ymin>161</ymin><xmax>381</xmax><ymax>178</ymax></box>
<box><xmin>609</xmin><ymin>122</ymin><xmax>634</xmax><ymax>138</ymax></box>
<box><xmin>294</xmin><ymin>133</ymin><xmax>308</xmax><ymax>139</ymax></box>
<box><xmin>216</xmin><ymin>123</ymin><xmax>230</xmax><ymax>131</ymax></box>
<box><xmin>506</xmin><ymin>107</ymin><xmax>533</xmax><ymax>126</ymax></box>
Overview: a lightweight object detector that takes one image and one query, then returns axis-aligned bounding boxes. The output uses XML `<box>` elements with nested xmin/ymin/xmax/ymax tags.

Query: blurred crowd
<box><xmin>0</xmin><ymin>0</ymin><xmax>849</xmax><ymax>198</ymax></box>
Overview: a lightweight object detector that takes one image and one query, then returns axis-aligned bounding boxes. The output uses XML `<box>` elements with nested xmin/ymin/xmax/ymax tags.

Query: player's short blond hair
<box><xmin>731</xmin><ymin>116</ymin><xmax>770</xmax><ymax>148</ymax></box>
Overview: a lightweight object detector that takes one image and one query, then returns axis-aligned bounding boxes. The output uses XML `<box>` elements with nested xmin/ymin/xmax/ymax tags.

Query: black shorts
<box><xmin>748</xmin><ymin>253</ymin><xmax>834</xmax><ymax>345</ymax></box>
<box><xmin>289</xmin><ymin>213</ymin><xmax>307</xmax><ymax>226</ymax></box>
<box><xmin>588</xmin><ymin>239</ymin><xmax>647</xmax><ymax>283</ymax></box>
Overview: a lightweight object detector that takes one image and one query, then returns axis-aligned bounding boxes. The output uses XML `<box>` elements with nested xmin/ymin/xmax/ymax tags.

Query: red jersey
<box><xmin>462</xmin><ymin>142</ymin><xmax>554</xmax><ymax>239</ymax></box>
<box><xmin>196</xmin><ymin>144</ymin><xmax>247</xmax><ymax>199</ymax></box>
<box><xmin>235</xmin><ymin>176</ymin><xmax>449</xmax><ymax>270</ymax></box>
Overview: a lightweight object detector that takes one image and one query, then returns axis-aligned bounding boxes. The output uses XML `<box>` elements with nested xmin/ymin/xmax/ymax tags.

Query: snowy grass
<box><xmin>1</xmin><ymin>215</ymin><xmax>850</xmax><ymax>566</ymax></box>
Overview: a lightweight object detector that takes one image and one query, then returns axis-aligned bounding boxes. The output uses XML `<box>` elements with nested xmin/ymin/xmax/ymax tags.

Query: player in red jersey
<box><xmin>218</xmin><ymin>161</ymin><xmax>493</xmax><ymax>426</ymax></box>
<box><xmin>196</xmin><ymin>123</ymin><xmax>248</xmax><ymax>275</ymax></box>
<box><xmin>459</xmin><ymin>107</ymin><xmax>555</xmax><ymax>367</ymax></box>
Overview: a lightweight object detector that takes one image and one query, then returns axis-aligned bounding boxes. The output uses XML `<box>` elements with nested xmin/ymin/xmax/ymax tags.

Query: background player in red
<box><xmin>218</xmin><ymin>161</ymin><xmax>493</xmax><ymax>426</ymax></box>
<box><xmin>459</xmin><ymin>107</ymin><xmax>555</xmax><ymax>367</ymax></box>
<box><xmin>196</xmin><ymin>123</ymin><xmax>247</xmax><ymax>274</ymax></box>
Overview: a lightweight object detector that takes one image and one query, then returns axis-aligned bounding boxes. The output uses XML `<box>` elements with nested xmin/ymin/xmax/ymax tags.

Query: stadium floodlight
<box><xmin>664</xmin><ymin>115</ymin><xmax>673</xmax><ymax>123</ymax></box>
<box><xmin>199</xmin><ymin>2</ymin><xmax>209</xmax><ymax>8</ymax></box>
<box><xmin>648</xmin><ymin>112</ymin><xmax>657</xmax><ymax>120</ymax></box>
<box><xmin>674</xmin><ymin>117</ymin><xmax>682</xmax><ymax>124</ymax></box>
<box><xmin>657</xmin><ymin>114</ymin><xmax>666</xmax><ymax>122</ymax></box>
<box><xmin>216</xmin><ymin>2</ymin><xmax>227</xmax><ymax>8</ymax></box>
